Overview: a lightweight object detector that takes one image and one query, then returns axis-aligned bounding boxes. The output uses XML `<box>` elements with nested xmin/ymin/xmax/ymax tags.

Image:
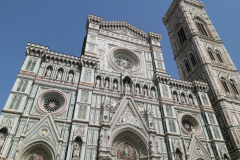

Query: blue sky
<box><xmin>0</xmin><ymin>0</ymin><xmax>240</xmax><ymax>109</ymax></box>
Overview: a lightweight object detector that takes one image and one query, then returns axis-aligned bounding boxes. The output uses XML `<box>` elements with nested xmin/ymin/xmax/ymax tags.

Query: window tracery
<box><xmin>208</xmin><ymin>50</ymin><xmax>215</xmax><ymax>61</ymax></box>
<box><xmin>220</xmin><ymin>77</ymin><xmax>230</xmax><ymax>93</ymax></box>
<box><xmin>195</xmin><ymin>21</ymin><xmax>208</xmax><ymax>37</ymax></box>
<box><xmin>177</xmin><ymin>27</ymin><xmax>187</xmax><ymax>45</ymax></box>
<box><xmin>190</xmin><ymin>54</ymin><xmax>197</xmax><ymax>67</ymax></box>
<box><xmin>229</xmin><ymin>80</ymin><xmax>239</xmax><ymax>95</ymax></box>
<box><xmin>25</xmin><ymin>59</ymin><xmax>36</xmax><ymax>71</ymax></box>
<box><xmin>216</xmin><ymin>51</ymin><xmax>224</xmax><ymax>63</ymax></box>
<box><xmin>43</xmin><ymin>98</ymin><xmax>61</xmax><ymax>112</ymax></box>
<box><xmin>9</xmin><ymin>96</ymin><xmax>22</xmax><ymax>110</ymax></box>
<box><xmin>184</xmin><ymin>60</ymin><xmax>191</xmax><ymax>73</ymax></box>
<box><xmin>114</xmin><ymin>56</ymin><xmax>133</xmax><ymax>71</ymax></box>
<box><xmin>17</xmin><ymin>80</ymin><xmax>28</xmax><ymax>92</ymax></box>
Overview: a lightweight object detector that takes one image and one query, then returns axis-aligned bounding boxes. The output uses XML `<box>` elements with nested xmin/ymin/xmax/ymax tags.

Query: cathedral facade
<box><xmin>0</xmin><ymin>0</ymin><xmax>237</xmax><ymax>160</ymax></box>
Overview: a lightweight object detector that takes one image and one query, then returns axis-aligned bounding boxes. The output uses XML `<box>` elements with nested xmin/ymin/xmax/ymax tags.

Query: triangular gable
<box><xmin>188</xmin><ymin>134</ymin><xmax>212</xmax><ymax>160</ymax></box>
<box><xmin>0</xmin><ymin>117</ymin><xmax>14</xmax><ymax>131</ymax></box>
<box><xmin>109</xmin><ymin>96</ymin><xmax>148</xmax><ymax>135</ymax></box>
<box><xmin>23</xmin><ymin>113</ymin><xmax>61</xmax><ymax>150</ymax></box>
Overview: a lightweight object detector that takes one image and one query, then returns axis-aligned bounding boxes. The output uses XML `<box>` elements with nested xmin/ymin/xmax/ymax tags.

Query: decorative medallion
<box><xmin>182</xmin><ymin>120</ymin><xmax>194</xmax><ymax>132</ymax></box>
<box><xmin>40</xmin><ymin>128</ymin><xmax>49</xmax><ymax>137</ymax></box>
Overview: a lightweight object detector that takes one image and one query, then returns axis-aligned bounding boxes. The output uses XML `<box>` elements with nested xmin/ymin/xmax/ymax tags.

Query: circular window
<box><xmin>43</xmin><ymin>98</ymin><xmax>61</xmax><ymax>112</ymax></box>
<box><xmin>109</xmin><ymin>49</ymin><xmax>142</xmax><ymax>73</ymax></box>
<box><xmin>37</xmin><ymin>90</ymin><xmax>67</xmax><ymax>115</ymax></box>
<box><xmin>180</xmin><ymin>114</ymin><xmax>201</xmax><ymax>135</ymax></box>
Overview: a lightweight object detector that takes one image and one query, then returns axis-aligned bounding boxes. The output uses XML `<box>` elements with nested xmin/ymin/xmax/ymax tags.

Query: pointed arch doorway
<box><xmin>110</xmin><ymin>130</ymin><xmax>149</xmax><ymax>160</ymax></box>
<box><xmin>19</xmin><ymin>141</ymin><xmax>55</xmax><ymax>160</ymax></box>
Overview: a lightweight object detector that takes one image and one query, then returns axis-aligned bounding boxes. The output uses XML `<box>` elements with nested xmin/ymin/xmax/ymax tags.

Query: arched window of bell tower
<box><xmin>220</xmin><ymin>77</ymin><xmax>230</xmax><ymax>93</ymax></box>
<box><xmin>189</xmin><ymin>54</ymin><xmax>197</xmax><ymax>67</ymax></box>
<box><xmin>177</xmin><ymin>27</ymin><xmax>187</xmax><ymax>45</ymax></box>
<box><xmin>229</xmin><ymin>79</ymin><xmax>239</xmax><ymax>95</ymax></box>
<box><xmin>216</xmin><ymin>51</ymin><xmax>224</xmax><ymax>63</ymax></box>
<box><xmin>194</xmin><ymin>18</ymin><xmax>209</xmax><ymax>37</ymax></box>
<box><xmin>184</xmin><ymin>60</ymin><xmax>191</xmax><ymax>73</ymax></box>
<box><xmin>207</xmin><ymin>49</ymin><xmax>215</xmax><ymax>61</ymax></box>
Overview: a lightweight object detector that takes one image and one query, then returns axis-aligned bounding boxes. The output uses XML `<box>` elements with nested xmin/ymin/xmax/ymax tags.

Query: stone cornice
<box><xmin>87</xmin><ymin>14</ymin><xmax>162</xmax><ymax>43</ymax></box>
<box><xmin>26</xmin><ymin>42</ymin><xmax>100</xmax><ymax>69</ymax></box>
<box><xmin>155</xmin><ymin>72</ymin><xmax>209</xmax><ymax>92</ymax></box>
<box><xmin>35</xmin><ymin>79</ymin><xmax>78</xmax><ymax>91</ymax></box>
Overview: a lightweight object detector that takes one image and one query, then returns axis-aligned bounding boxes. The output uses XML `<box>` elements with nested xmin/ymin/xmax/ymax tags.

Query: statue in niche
<box><xmin>113</xmin><ymin>81</ymin><xmax>118</xmax><ymax>90</ymax></box>
<box><xmin>124</xmin><ymin>82</ymin><xmax>130</xmax><ymax>92</ymax></box>
<box><xmin>56</xmin><ymin>70</ymin><xmax>63</xmax><ymax>80</ymax></box>
<box><xmin>143</xmin><ymin>87</ymin><xmax>148</xmax><ymax>96</ymax></box>
<box><xmin>68</xmin><ymin>72</ymin><xmax>74</xmax><ymax>82</ymax></box>
<box><xmin>173</xmin><ymin>93</ymin><xmax>178</xmax><ymax>102</ymax></box>
<box><xmin>45</xmin><ymin>68</ymin><xmax>52</xmax><ymax>78</ymax></box>
<box><xmin>151</xmin><ymin>89</ymin><xmax>156</xmax><ymax>98</ymax></box>
<box><xmin>72</xmin><ymin>143</ymin><xmax>80</xmax><ymax>158</ymax></box>
<box><xmin>189</xmin><ymin>96</ymin><xmax>194</xmax><ymax>105</ymax></box>
<box><xmin>136</xmin><ymin>85</ymin><xmax>140</xmax><ymax>95</ymax></box>
<box><xmin>96</xmin><ymin>78</ymin><xmax>101</xmax><ymax>88</ymax></box>
<box><xmin>181</xmin><ymin>95</ymin><xmax>186</xmax><ymax>103</ymax></box>
<box><xmin>105</xmin><ymin>79</ymin><xmax>109</xmax><ymax>89</ymax></box>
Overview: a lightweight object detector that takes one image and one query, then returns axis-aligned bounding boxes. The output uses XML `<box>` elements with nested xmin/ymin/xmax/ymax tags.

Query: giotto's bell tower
<box><xmin>163</xmin><ymin>0</ymin><xmax>240</xmax><ymax>158</ymax></box>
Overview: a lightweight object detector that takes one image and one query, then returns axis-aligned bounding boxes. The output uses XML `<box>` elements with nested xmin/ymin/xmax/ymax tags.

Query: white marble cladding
<box><xmin>0</xmin><ymin>11</ymin><xmax>230</xmax><ymax>160</ymax></box>
<box><xmin>99</xmin><ymin>29</ymin><xmax>150</xmax><ymax>46</ymax></box>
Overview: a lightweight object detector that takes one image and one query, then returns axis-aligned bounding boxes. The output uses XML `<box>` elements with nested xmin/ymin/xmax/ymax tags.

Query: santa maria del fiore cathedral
<box><xmin>1</xmin><ymin>0</ymin><xmax>240</xmax><ymax>159</ymax></box>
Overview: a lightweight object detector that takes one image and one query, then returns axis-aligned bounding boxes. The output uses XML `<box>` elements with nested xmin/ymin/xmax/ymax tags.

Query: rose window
<box><xmin>43</xmin><ymin>98</ymin><xmax>61</xmax><ymax>112</ymax></box>
<box><xmin>109</xmin><ymin>49</ymin><xmax>142</xmax><ymax>73</ymax></box>
<box><xmin>182</xmin><ymin>120</ymin><xmax>193</xmax><ymax>132</ymax></box>
<box><xmin>114</xmin><ymin>56</ymin><xmax>133</xmax><ymax>71</ymax></box>
<box><xmin>37</xmin><ymin>90</ymin><xmax>67</xmax><ymax>115</ymax></box>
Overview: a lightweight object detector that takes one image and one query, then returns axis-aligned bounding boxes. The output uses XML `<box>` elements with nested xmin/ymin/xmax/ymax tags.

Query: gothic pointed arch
<box><xmin>19</xmin><ymin>141</ymin><xmax>55</xmax><ymax>160</ymax></box>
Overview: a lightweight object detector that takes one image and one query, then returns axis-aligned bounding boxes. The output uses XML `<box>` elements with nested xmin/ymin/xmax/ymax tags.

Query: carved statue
<box><xmin>72</xmin><ymin>144</ymin><xmax>80</xmax><ymax>158</ymax></box>
<box><xmin>173</xmin><ymin>93</ymin><xmax>178</xmax><ymax>102</ymax></box>
<box><xmin>113</xmin><ymin>81</ymin><xmax>117</xmax><ymax>90</ymax></box>
<box><xmin>124</xmin><ymin>82</ymin><xmax>130</xmax><ymax>92</ymax></box>
<box><xmin>151</xmin><ymin>89</ymin><xmax>156</xmax><ymax>98</ymax></box>
<box><xmin>96</xmin><ymin>78</ymin><xmax>101</xmax><ymax>88</ymax></box>
<box><xmin>144</xmin><ymin>88</ymin><xmax>148</xmax><ymax>96</ymax></box>
<box><xmin>136</xmin><ymin>85</ymin><xmax>140</xmax><ymax>95</ymax></box>
<box><xmin>105</xmin><ymin>79</ymin><xmax>109</xmax><ymax>89</ymax></box>
<box><xmin>181</xmin><ymin>95</ymin><xmax>185</xmax><ymax>103</ymax></box>
<box><xmin>68</xmin><ymin>72</ymin><xmax>74</xmax><ymax>82</ymax></box>
<box><xmin>56</xmin><ymin>70</ymin><xmax>63</xmax><ymax>80</ymax></box>
<box><xmin>45</xmin><ymin>68</ymin><xmax>52</xmax><ymax>78</ymax></box>
<box><xmin>189</xmin><ymin>96</ymin><xmax>194</xmax><ymax>105</ymax></box>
